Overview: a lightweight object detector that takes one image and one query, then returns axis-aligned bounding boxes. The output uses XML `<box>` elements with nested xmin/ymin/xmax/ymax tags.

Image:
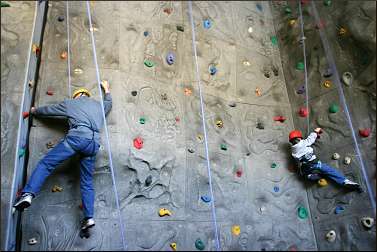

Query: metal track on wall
<box><xmin>4</xmin><ymin>1</ymin><xmax>49</xmax><ymax>250</ymax></box>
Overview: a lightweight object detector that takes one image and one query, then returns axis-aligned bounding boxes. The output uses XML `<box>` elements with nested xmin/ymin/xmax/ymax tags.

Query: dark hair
<box><xmin>290</xmin><ymin>138</ymin><xmax>301</xmax><ymax>145</ymax></box>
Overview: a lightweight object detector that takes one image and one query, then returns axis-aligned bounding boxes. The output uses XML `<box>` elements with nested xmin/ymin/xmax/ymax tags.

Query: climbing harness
<box><xmin>188</xmin><ymin>2</ymin><xmax>221</xmax><ymax>250</ymax></box>
<box><xmin>85</xmin><ymin>1</ymin><xmax>127</xmax><ymax>249</ymax></box>
<box><xmin>311</xmin><ymin>1</ymin><xmax>376</xmax><ymax>211</ymax></box>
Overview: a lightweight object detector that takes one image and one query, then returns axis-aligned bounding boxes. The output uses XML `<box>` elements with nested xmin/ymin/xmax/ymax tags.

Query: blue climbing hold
<box><xmin>334</xmin><ymin>206</ymin><xmax>345</xmax><ymax>214</ymax></box>
<box><xmin>203</xmin><ymin>19</ymin><xmax>211</xmax><ymax>29</ymax></box>
<box><xmin>256</xmin><ymin>3</ymin><xmax>263</xmax><ymax>12</ymax></box>
<box><xmin>273</xmin><ymin>186</ymin><xmax>279</xmax><ymax>192</ymax></box>
<box><xmin>166</xmin><ymin>52</ymin><xmax>175</xmax><ymax>65</ymax></box>
<box><xmin>209</xmin><ymin>65</ymin><xmax>217</xmax><ymax>75</ymax></box>
<box><xmin>143</xmin><ymin>31</ymin><xmax>149</xmax><ymax>37</ymax></box>
<box><xmin>201</xmin><ymin>195</ymin><xmax>211</xmax><ymax>203</ymax></box>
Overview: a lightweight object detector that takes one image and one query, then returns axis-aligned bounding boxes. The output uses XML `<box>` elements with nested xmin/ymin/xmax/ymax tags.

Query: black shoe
<box><xmin>81</xmin><ymin>218</ymin><xmax>95</xmax><ymax>230</ymax></box>
<box><xmin>343</xmin><ymin>179</ymin><xmax>363</xmax><ymax>193</ymax></box>
<box><xmin>13</xmin><ymin>193</ymin><xmax>33</xmax><ymax>211</ymax></box>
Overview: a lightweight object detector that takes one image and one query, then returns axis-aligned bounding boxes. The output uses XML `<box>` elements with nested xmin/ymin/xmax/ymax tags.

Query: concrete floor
<box><xmin>1</xmin><ymin>1</ymin><xmax>375</xmax><ymax>251</ymax></box>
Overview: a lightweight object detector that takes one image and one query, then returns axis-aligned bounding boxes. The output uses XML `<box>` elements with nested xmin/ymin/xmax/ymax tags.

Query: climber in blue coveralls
<box><xmin>14</xmin><ymin>80</ymin><xmax>112</xmax><ymax>231</ymax></box>
<box><xmin>289</xmin><ymin>128</ymin><xmax>363</xmax><ymax>193</ymax></box>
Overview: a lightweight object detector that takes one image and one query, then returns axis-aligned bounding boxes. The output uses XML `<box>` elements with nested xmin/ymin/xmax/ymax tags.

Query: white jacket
<box><xmin>291</xmin><ymin>132</ymin><xmax>318</xmax><ymax>163</ymax></box>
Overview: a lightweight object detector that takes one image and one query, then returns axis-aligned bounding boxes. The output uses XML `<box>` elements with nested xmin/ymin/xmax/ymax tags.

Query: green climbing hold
<box><xmin>195</xmin><ymin>238</ymin><xmax>205</xmax><ymax>250</ymax></box>
<box><xmin>139</xmin><ymin>117</ymin><xmax>146</xmax><ymax>124</ymax></box>
<box><xmin>144</xmin><ymin>59</ymin><xmax>154</xmax><ymax>67</ymax></box>
<box><xmin>220</xmin><ymin>143</ymin><xmax>227</xmax><ymax>151</ymax></box>
<box><xmin>296</xmin><ymin>62</ymin><xmax>304</xmax><ymax>71</ymax></box>
<box><xmin>298</xmin><ymin>206</ymin><xmax>308</xmax><ymax>219</ymax></box>
<box><xmin>1</xmin><ymin>1</ymin><xmax>11</xmax><ymax>7</ymax></box>
<box><xmin>271</xmin><ymin>163</ymin><xmax>277</xmax><ymax>169</ymax></box>
<box><xmin>271</xmin><ymin>36</ymin><xmax>278</xmax><ymax>46</ymax></box>
<box><xmin>329</xmin><ymin>103</ymin><xmax>339</xmax><ymax>113</ymax></box>
<box><xmin>18</xmin><ymin>148</ymin><xmax>25</xmax><ymax>158</ymax></box>
<box><xmin>285</xmin><ymin>7</ymin><xmax>292</xmax><ymax>14</ymax></box>
<box><xmin>323</xmin><ymin>0</ymin><xmax>331</xmax><ymax>6</ymax></box>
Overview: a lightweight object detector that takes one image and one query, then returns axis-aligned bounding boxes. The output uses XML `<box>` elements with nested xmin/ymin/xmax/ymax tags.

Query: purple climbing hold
<box><xmin>296</xmin><ymin>85</ymin><xmax>305</xmax><ymax>95</ymax></box>
<box><xmin>166</xmin><ymin>52</ymin><xmax>175</xmax><ymax>65</ymax></box>
<box><xmin>273</xmin><ymin>186</ymin><xmax>279</xmax><ymax>192</ymax></box>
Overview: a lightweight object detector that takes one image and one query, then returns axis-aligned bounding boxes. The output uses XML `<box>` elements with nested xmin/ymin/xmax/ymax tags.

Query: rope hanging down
<box><xmin>188</xmin><ymin>2</ymin><xmax>221</xmax><ymax>251</ymax></box>
<box><xmin>310</xmin><ymin>1</ymin><xmax>376</xmax><ymax>211</ymax></box>
<box><xmin>85</xmin><ymin>1</ymin><xmax>127</xmax><ymax>249</ymax></box>
<box><xmin>66</xmin><ymin>1</ymin><xmax>72</xmax><ymax>97</ymax></box>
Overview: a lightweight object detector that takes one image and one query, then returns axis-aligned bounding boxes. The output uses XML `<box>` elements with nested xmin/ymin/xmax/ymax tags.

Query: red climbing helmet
<box><xmin>289</xmin><ymin>130</ymin><xmax>303</xmax><ymax>142</ymax></box>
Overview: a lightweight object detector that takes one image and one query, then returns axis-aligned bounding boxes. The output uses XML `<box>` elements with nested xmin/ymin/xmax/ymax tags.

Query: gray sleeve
<box><xmin>302</xmin><ymin>132</ymin><xmax>318</xmax><ymax>146</ymax></box>
<box><xmin>34</xmin><ymin>101</ymin><xmax>67</xmax><ymax>117</ymax></box>
<box><xmin>103</xmin><ymin>93</ymin><xmax>112</xmax><ymax>116</ymax></box>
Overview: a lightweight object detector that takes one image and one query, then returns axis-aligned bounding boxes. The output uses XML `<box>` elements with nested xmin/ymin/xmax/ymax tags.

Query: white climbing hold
<box><xmin>325</xmin><ymin>230</ymin><xmax>336</xmax><ymax>242</ymax></box>
<box><xmin>28</xmin><ymin>237</ymin><xmax>38</xmax><ymax>245</ymax></box>
<box><xmin>344</xmin><ymin>156</ymin><xmax>351</xmax><ymax>165</ymax></box>
<box><xmin>248</xmin><ymin>26</ymin><xmax>253</xmax><ymax>34</ymax></box>
<box><xmin>342</xmin><ymin>72</ymin><xmax>353</xmax><ymax>86</ymax></box>
<box><xmin>361</xmin><ymin>217</ymin><xmax>374</xmax><ymax>229</ymax></box>
<box><xmin>260</xmin><ymin>206</ymin><xmax>266</xmax><ymax>213</ymax></box>
<box><xmin>332</xmin><ymin>153</ymin><xmax>340</xmax><ymax>160</ymax></box>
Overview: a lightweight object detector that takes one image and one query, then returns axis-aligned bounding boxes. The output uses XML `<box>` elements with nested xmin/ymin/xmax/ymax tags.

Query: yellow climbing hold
<box><xmin>170</xmin><ymin>242</ymin><xmax>177</xmax><ymax>251</ymax></box>
<box><xmin>52</xmin><ymin>185</ymin><xmax>63</xmax><ymax>192</ymax></box>
<box><xmin>289</xmin><ymin>19</ymin><xmax>296</xmax><ymax>27</ymax></box>
<box><xmin>232</xmin><ymin>225</ymin><xmax>241</xmax><ymax>236</ymax></box>
<box><xmin>338</xmin><ymin>27</ymin><xmax>347</xmax><ymax>36</ymax></box>
<box><xmin>159</xmin><ymin>208</ymin><xmax>172</xmax><ymax>217</ymax></box>
<box><xmin>318</xmin><ymin>178</ymin><xmax>328</xmax><ymax>187</ymax></box>
<box><xmin>216</xmin><ymin>119</ymin><xmax>223</xmax><ymax>128</ymax></box>
<box><xmin>323</xmin><ymin>80</ymin><xmax>332</xmax><ymax>88</ymax></box>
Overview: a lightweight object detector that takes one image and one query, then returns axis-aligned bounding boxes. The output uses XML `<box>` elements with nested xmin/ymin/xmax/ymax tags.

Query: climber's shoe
<box><xmin>13</xmin><ymin>192</ymin><xmax>34</xmax><ymax>211</ymax></box>
<box><xmin>343</xmin><ymin>179</ymin><xmax>363</xmax><ymax>193</ymax></box>
<box><xmin>81</xmin><ymin>217</ymin><xmax>95</xmax><ymax>230</ymax></box>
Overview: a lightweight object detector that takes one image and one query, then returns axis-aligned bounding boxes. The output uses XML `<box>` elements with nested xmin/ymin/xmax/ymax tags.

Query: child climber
<box><xmin>289</xmin><ymin>128</ymin><xmax>363</xmax><ymax>192</ymax></box>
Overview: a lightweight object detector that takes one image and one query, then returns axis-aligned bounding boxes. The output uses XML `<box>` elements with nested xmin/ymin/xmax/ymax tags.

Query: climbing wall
<box><xmin>270</xmin><ymin>1</ymin><xmax>376</xmax><ymax>251</ymax></box>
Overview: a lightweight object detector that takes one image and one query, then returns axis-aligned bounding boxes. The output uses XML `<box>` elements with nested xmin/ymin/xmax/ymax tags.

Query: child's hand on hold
<box><xmin>314</xmin><ymin>128</ymin><xmax>322</xmax><ymax>134</ymax></box>
<box><xmin>101</xmin><ymin>80</ymin><xmax>110</xmax><ymax>93</ymax></box>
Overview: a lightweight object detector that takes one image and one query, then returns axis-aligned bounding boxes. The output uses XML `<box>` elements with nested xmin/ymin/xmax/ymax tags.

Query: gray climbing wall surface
<box><xmin>1</xmin><ymin>1</ymin><xmax>375</xmax><ymax>251</ymax></box>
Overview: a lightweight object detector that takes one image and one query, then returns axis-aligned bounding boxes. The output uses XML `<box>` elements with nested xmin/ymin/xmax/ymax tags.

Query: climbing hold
<box><xmin>298</xmin><ymin>107</ymin><xmax>309</xmax><ymax>118</ymax></box>
<box><xmin>296</xmin><ymin>85</ymin><xmax>305</xmax><ymax>95</ymax></box>
<box><xmin>22</xmin><ymin>111</ymin><xmax>30</xmax><ymax>119</ymax></box>
<box><xmin>323</xmin><ymin>80</ymin><xmax>332</xmax><ymax>88</ymax></box>
<box><xmin>32</xmin><ymin>44</ymin><xmax>40</xmax><ymax>55</ymax></box>
<box><xmin>28</xmin><ymin>80</ymin><xmax>34</xmax><ymax>88</ymax></box>
<box><xmin>28</xmin><ymin>237</ymin><xmax>38</xmax><ymax>245</ymax></box>
<box><xmin>361</xmin><ymin>217</ymin><xmax>374</xmax><ymax>229</ymax></box>
<box><xmin>18</xmin><ymin>148</ymin><xmax>26</xmax><ymax>158</ymax></box>
<box><xmin>176</xmin><ymin>25</ymin><xmax>184</xmax><ymax>32</ymax></box>
<box><xmin>323</xmin><ymin>68</ymin><xmax>333</xmax><ymax>78</ymax></box>
<box><xmin>131</xmin><ymin>91</ymin><xmax>138</xmax><ymax>96</ymax></box>
<box><xmin>255</xmin><ymin>87</ymin><xmax>262</xmax><ymax>97</ymax></box>
<box><xmin>201</xmin><ymin>195</ymin><xmax>211</xmax><ymax>203</ymax></box>
<box><xmin>46</xmin><ymin>141</ymin><xmax>55</xmax><ymax>149</ymax></box>
<box><xmin>272</xmin><ymin>66</ymin><xmax>279</xmax><ymax>76</ymax></box>
<box><xmin>196</xmin><ymin>134</ymin><xmax>203</xmax><ymax>142</ymax></box>
<box><xmin>203</xmin><ymin>19</ymin><xmax>211</xmax><ymax>29</ymax></box>
<box><xmin>297</xmin><ymin>206</ymin><xmax>308</xmax><ymax>219</ymax></box>
<box><xmin>273</xmin><ymin>116</ymin><xmax>286</xmax><ymax>123</ymax></box>
<box><xmin>209</xmin><ymin>65</ymin><xmax>217</xmax><ymax>75</ymax></box>
<box><xmin>324</xmin><ymin>0</ymin><xmax>331</xmax><ymax>6</ymax></box>
<box><xmin>170</xmin><ymin>242</ymin><xmax>177</xmax><ymax>251</ymax></box>
<box><xmin>158</xmin><ymin>208</ymin><xmax>172</xmax><ymax>217</ymax></box>
<box><xmin>332</xmin><ymin>153</ymin><xmax>340</xmax><ymax>160</ymax></box>
<box><xmin>163</xmin><ymin>7</ymin><xmax>173</xmax><ymax>15</ymax></box>
<box><xmin>296</xmin><ymin>61</ymin><xmax>304</xmax><ymax>71</ymax></box>
<box><xmin>344</xmin><ymin>156</ymin><xmax>351</xmax><ymax>165</ymax></box>
<box><xmin>52</xmin><ymin>185</ymin><xmax>63</xmax><ymax>192</ymax></box>
<box><xmin>46</xmin><ymin>89</ymin><xmax>54</xmax><ymax>96</ymax></box>
<box><xmin>232</xmin><ymin>225</ymin><xmax>241</xmax><ymax>236</ymax></box>
<box><xmin>359</xmin><ymin>128</ymin><xmax>370</xmax><ymax>138</ymax></box>
<box><xmin>289</xmin><ymin>19</ymin><xmax>296</xmax><ymax>27</ymax></box>
<box><xmin>248</xmin><ymin>26</ymin><xmax>253</xmax><ymax>34</ymax></box>
<box><xmin>256</xmin><ymin>3</ymin><xmax>262</xmax><ymax>12</ymax></box>
<box><xmin>74</xmin><ymin>68</ymin><xmax>83</xmax><ymax>74</ymax></box>
<box><xmin>184</xmin><ymin>88</ymin><xmax>192</xmax><ymax>96</ymax></box>
<box><xmin>175</xmin><ymin>117</ymin><xmax>180</xmax><ymax>123</ymax></box>
<box><xmin>243</xmin><ymin>60</ymin><xmax>251</xmax><ymax>66</ymax></box>
<box><xmin>273</xmin><ymin>186</ymin><xmax>279</xmax><ymax>192</ymax></box>
<box><xmin>236</xmin><ymin>169</ymin><xmax>243</xmax><ymax>177</ymax></box>
<box><xmin>215</xmin><ymin>119</ymin><xmax>223</xmax><ymax>128</ymax></box>
<box><xmin>144</xmin><ymin>59</ymin><xmax>154</xmax><ymax>67</ymax></box>
<box><xmin>325</xmin><ymin>230</ymin><xmax>336</xmax><ymax>242</ymax></box>
<box><xmin>285</xmin><ymin>6</ymin><xmax>292</xmax><ymax>14</ymax></box>
<box><xmin>334</xmin><ymin>206</ymin><xmax>345</xmax><ymax>214</ymax></box>
<box><xmin>166</xmin><ymin>52</ymin><xmax>175</xmax><ymax>65</ymax></box>
<box><xmin>139</xmin><ymin>117</ymin><xmax>146</xmax><ymax>124</ymax></box>
<box><xmin>60</xmin><ymin>51</ymin><xmax>67</xmax><ymax>59</ymax></box>
<box><xmin>271</xmin><ymin>36</ymin><xmax>278</xmax><ymax>45</ymax></box>
<box><xmin>271</xmin><ymin>163</ymin><xmax>277</xmax><ymax>169</ymax></box>
<box><xmin>329</xmin><ymin>103</ymin><xmax>339</xmax><ymax>113</ymax></box>
<box><xmin>57</xmin><ymin>15</ymin><xmax>65</xmax><ymax>22</ymax></box>
<box><xmin>143</xmin><ymin>31</ymin><xmax>149</xmax><ymax>37</ymax></box>
<box><xmin>133</xmin><ymin>137</ymin><xmax>143</xmax><ymax>150</ymax></box>
<box><xmin>161</xmin><ymin>93</ymin><xmax>168</xmax><ymax>100</ymax></box>
<box><xmin>145</xmin><ymin>175</ymin><xmax>152</xmax><ymax>186</ymax></box>
<box><xmin>195</xmin><ymin>238</ymin><xmax>205</xmax><ymax>250</ymax></box>
<box><xmin>342</xmin><ymin>72</ymin><xmax>353</xmax><ymax>86</ymax></box>
<box><xmin>338</xmin><ymin>27</ymin><xmax>347</xmax><ymax>36</ymax></box>
<box><xmin>256</xmin><ymin>122</ymin><xmax>264</xmax><ymax>130</ymax></box>
<box><xmin>1</xmin><ymin>2</ymin><xmax>11</xmax><ymax>7</ymax></box>
<box><xmin>318</xmin><ymin>178</ymin><xmax>328</xmax><ymax>187</ymax></box>
<box><xmin>220</xmin><ymin>143</ymin><xmax>227</xmax><ymax>151</ymax></box>
<box><xmin>228</xmin><ymin>102</ymin><xmax>237</xmax><ymax>108</ymax></box>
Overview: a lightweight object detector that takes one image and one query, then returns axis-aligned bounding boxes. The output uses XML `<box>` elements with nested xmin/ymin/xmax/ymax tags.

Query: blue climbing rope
<box><xmin>66</xmin><ymin>1</ymin><xmax>72</xmax><ymax>97</ymax></box>
<box><xmin>188</xmin><ymin>2</ymin><xmax>221</xmax><ymax>251</ymax></box>
<box><xmin>298</xmin><ymin>1</ymin><xmax>310</xmax><ymax>136</ymax></box>
<box><xmin>310</xmin><ymin>1</ymin><xmax>376</xmax><ymax>211</ymax></box>
<box><xmin>85</xmin><ymin>1</ymin><xmax>127</xmax><ymax>249</ymax></box>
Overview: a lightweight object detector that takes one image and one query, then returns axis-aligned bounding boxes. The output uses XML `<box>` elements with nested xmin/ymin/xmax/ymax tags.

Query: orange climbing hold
<box><xmin>163</xmin><ymin>7</ymin><xmax>173</xmax><ymax>15</ymax></box>
<box><xmin>60</xmin><ymin>51</ymin><xmax>68</xmax><ymax>60</ymax></box>
<box><xmin>255</xmin><ymin>87</ymin><xmax>262</xmax><ymax>96</ymax></box>
<box><xmin>133</xmin><ymin>137</ymin><xmax>143</xmax><ymax>149</ymax></box>
<box><xmin>22</xmin><ymin>111</ymin><xmax>30</xmax><ymax>119</ymax></box>
<box><xmin>184</xmin><ymin>88</ymin><xmax>192</xmax><ymax>96</ymax></box>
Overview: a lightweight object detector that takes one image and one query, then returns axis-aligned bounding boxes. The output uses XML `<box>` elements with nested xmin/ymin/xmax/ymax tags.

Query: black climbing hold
<box><xmin>228</xmin><ymin>102</ymin><xmax>237</xmax><ymax>107</ymax></box>
<box><xmin>131</xmin><ymin>91</ymin><xmax>138</xmax><ymax>96</ymax></box>
<box><xmin>188</xmin><ymin>148</ymin><xmax>195</xmax><ymax>153</ymax></box>
<box><xmin>57</xmin><ymin>16</ymin><xmax>64</xmax><ymax>22</ymax></box>
<box><xmin>176</xmin><ymin>25</ymin><xmax>184</xmax><ymax>32</ymax></box>
<box><xmin>323</xmin><ymin>68</ymin><xmax>332</xmax><ymax>78</ymax></box>
<box><xmin>256</xmin><ymin>122</ymin><xmax>264</xmax><ymax>129</ymax></box>
<box><xmin>246</xmin><ymin>152</ymin><xmax>251</xmax><ymax>156</ymax></box>
<box><xmin>145</xmin><ymin>175</ymin><xmax>152</xmax><ymax>186</ymax></box>
<box><xmin>264</xmin><ymin>72</ymin><xmax>270</xmax><ymax>78</ymax></box>
<box><xmin>272</xmin><ymin>67</ymin><xmax>279</xmax><ymax>76</ymax></box>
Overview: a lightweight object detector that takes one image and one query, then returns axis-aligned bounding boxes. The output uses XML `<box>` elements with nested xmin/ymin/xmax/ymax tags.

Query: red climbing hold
<box><xmin>236</xmin><ymin>169</ymin><xmax>243</xmax><ymax>177</ymax></box>
<box><xmin>133</xmin><ymin>137</ymin><xmax>143</xmax><ymax>149</ymax></box>
<box><xmin>359</xmin><ymin>128</ymin><xmax>370</xmax><ymax>138</ymax></box>
<box><xmin>273</xmin><ymin>116</ymin><xmax>286</xmax><ymax>123</ymax></box>
<box><xmin>298</xmin><ymin>107</ymin><xmax>309</xmax><ymax>117</ymax></box>
<box><xmin>46</xmin><ymin>90</ymin><xmax>54</xmax><ymax>96</ymax></box>
<box><xmin>22</xmin><ymin>111</ymin><xmax>30</xmax><ymax>119</ymax></box>
<box><xmin>175</xmin><ymin>117</ymin><xmax>180</xmax><ymax>123</ymax></box>
<box><xmin>163</xmin><ymin>8</ymin><xmax>172</xmax><ymax>15</ymax></box>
